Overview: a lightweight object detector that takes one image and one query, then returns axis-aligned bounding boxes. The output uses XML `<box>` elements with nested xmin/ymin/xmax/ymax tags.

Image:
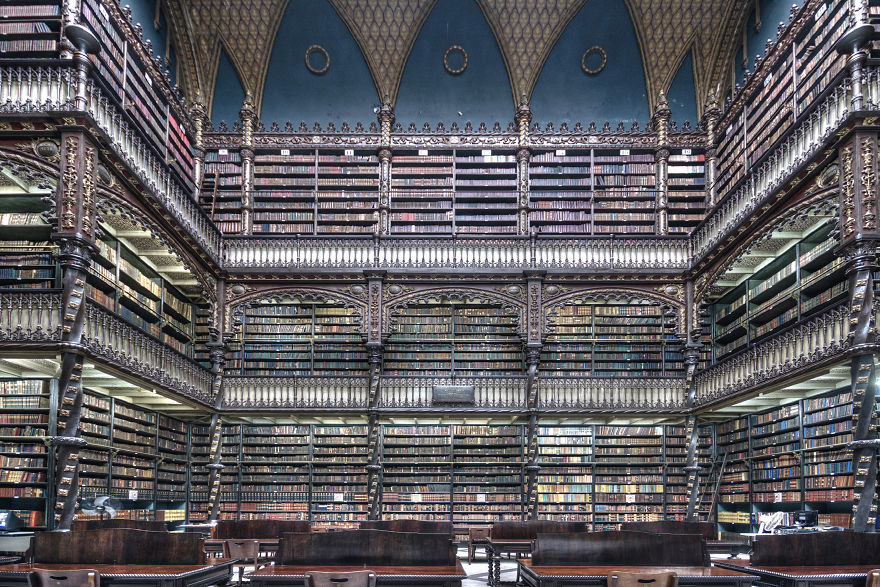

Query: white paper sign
<box><xmin>333</xmin><ymin>493</ymin><xmax>344</xmax><ymax>502</ymax></box>
<box><xmin>345</xmin><ymin>149</ymin><xmax>354</xmax><ymax>156</ymax></box>
<box><xmin>128</xmin><ymin>490</ymin><xmax>138</xmax><ymax>500</ymax></box>
<box><xmin>281</xmin><ymin>149</ymin><xmax>290</xmax><ymax>156</ymax></box>
<box><xmin>411</xmin><ymin>494</ymin><xmax>422</xmax><ymax>502</ymax></box>
<box><xmin>418</xmin><ymin>149</ymin><xmax>428</xmax><ymax>156</ymax></box>
<box><xmin>477</xmin><ymin>494</ymin><xmax>487</xmax><ymax>503</ymax></box>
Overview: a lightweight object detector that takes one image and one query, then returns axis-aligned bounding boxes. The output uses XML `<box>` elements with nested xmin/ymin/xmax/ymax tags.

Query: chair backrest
<box><xmin>621</xmin><ymin>521</ymin><xmax>716</xmax><ymax>541</ymax></box>
<box><xmin>531</xmin><ymin>530</ymin><xmax>709</xmax><ymax>566</ymax></box>
<box><xmin>359</xmin><ymin>520</ymin><xmax>454</xmax><ymax>535</ymax></box>
<box><xmin>71</xmin><ymin>519</ymin><xmax>167</xmax><ymax>532</ymax></box>
<box><xmin>608</xmin><ymin>571</ymin><xmax>678</xmax><ymax>587</ymax></box>
<box><xmin>305</xmin><ymin>570</ymin><xmax>377</xmax><ymax>587</ymax></box>
<box><xmin>277</xmin><ymin>530</ymin><xmax>456</xmax><ymax>566</ymax></box>
<box><xmin>27</xmin><ymin>569</ymin><xmax>100</xmax><ymax>587</ymax></box>
<box><xmin>31</xmin><ymin>529</ymin><xmax>205</xmax><ymax>565</ymax></box>
<box><xmin>223</xmin><ymin>539</ymin><xmax>261</xmax><ymax>561</ymax></box>
<box><xmin>214</xmin><ymin>519</ymin><xmax>311</xmax><ymax>539</ymax></box>
<box><xmin>866</xmin><ymin>568</ymin><xmax>880</xmax><ymax>587</ymax></box>
<box><xmin>490</xmin><ymin>520</ymin><xmax>587</xmax><ymax>540</ymax></box>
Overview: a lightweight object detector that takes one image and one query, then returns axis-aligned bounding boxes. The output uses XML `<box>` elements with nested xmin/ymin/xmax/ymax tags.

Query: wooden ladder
<box><xmin>698</xmin><ymin>450</ymin><xmax>728</xmax><ymax>522</ymax></box>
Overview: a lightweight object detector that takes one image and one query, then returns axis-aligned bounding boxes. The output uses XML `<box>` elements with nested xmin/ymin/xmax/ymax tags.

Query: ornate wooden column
<box><xmin>190</xmin><ymin>94</ymin><xmax>207</xmax><ymax>198</ymax></box>
<box><xmin>683</xmin><ymin>280</ymin><xmax>703</xmax><ymax>521</ymax></box>
<box><xmin>48</xmin><ymin>24</ymin><xmax>101</xmax><ymax>531</ymax></box>
<box><xmin>205</xmin><ymin>279</ymin><xmax>228</xmax><ymax>524</ymax></box>
<box><xmin>365</xmin><ymin>272</ymin><xmax>385</xmax><ymax>519</ymax></box>
<box><xmin>701</xmin><ymin>93</ymin><xmax>721</xmax><ymax>209</ymax></box>
<box><xmin>653</xmin><ymin>92</ymin><xmax>671</xmax><ymax>235</ymax></box>
<box><xmin>377</xmin><ymin>104</ymin><xmax>394</xmax><ymax>236</ymax></box>
<box><xmin>238</xmin><ymin>94</ymin><xmax>256</xmax><ymax>235</ymax></box>
<box><xmin>838</xmin><ymin>131</ymin><xmax>880</xmax><ymax>532</ymax></box>
<box><xmin>523</xmin><ymin>272</ymin><xmax>543</xmax><ymax>520</ymax></box>
<box><xmin>516</xmin><ymin>100</ymin><xmax>532</xmax><ymax>235</ymax></box>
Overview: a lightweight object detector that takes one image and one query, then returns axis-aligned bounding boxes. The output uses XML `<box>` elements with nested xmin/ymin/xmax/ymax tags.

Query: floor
<box><xmin>459</xmin><ymin>545</ymin><xmax>517</xmax><ymax>587</ymax></box>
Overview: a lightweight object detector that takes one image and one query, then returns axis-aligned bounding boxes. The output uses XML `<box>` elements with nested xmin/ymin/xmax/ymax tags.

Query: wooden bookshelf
<box><xmin>231</xmin><ymin>300</ymin><xmax>367</xmax><ymax>376</ymax></box>
<box><xmin>592</xmin><ymin>425</ymin><xmax>665</xmax><ymax>529</ymax></box>
<box><xmin>663</xmin><ymin>424</ymin><xmax>714</xmax><ymax>521</ymax></box>
<box><xmin>542</xmin><ymin>301</ymin><xmax>682</xmax><ymax>377</ymax></box>
<box><xmin>391</xmin><ymin>150</ymin><xmax>454</xmax><ymax>234</ymax></box>
<box><xmin>311</xmin><ymin>425</ymin><xmax>369</xmax><ymax>529</ymax></box>
<box><xmin>667</xmin><ymin>150</ymin><xmax>707</xmax><ymax>234</ymax></box>
<box><xmin>592</xmin><ymin>149</ymin><xmax>656</xmax><ymax>234</ymax></box>
<box><xmin>385</xmin><ymin>300</ymin><xmax>523</xmax><ymax>376</ymax></box>
<box><xmin>710</xmin><ymin>223</ymin><xmax>845</xmax><ymax>361</ymax></box>
<box><xmin>218</xmin><ymin>425</ymin><xmax>242</xmax><ymax>520</ymax></box>
<box><xmin>536</xmin><ymin>425</ymin><xmax>593</xmax><ymax>524</ymax></box>
<box><xmin>202</xmin><ymin>149</ymin><xmax>243</xmax><ymax>233</ymax></box>
<box><xmin>0</xmin><ymin>379</ymin><xmax>53</xmax><ymax>530</ymax></box>
<box><xmin>452</xmin><ymin>425</ymin><xmax>524</xmax><ymax>524</ymax></box>
<box><xmin>186</xmin><ymin>424</ymin><xmax>211</xmax><ymax>523</ymax></box>
<box><xmin>380</xmin><ymin>424</ymin><xmax>452</xmax><ymax>521</ymax></box>
<box><xmin>529</xmin><ymin>150</ymin><xmax>593</xmax><ymax>235</ymax></box>
<box><xmin>0</xmin><ymin>1</ymin><xmax>60</xmax><ymax>58</ymax></box>
<box><xmin>454</xmin><ymin>150</ymin><xmax>518</xmax><ymax>234</ymax></box>
<box><xmin>239</xmin><ymin>424</ymin><xmax>310</xmax><ymax>520</ymax></box>
<box><xmin>156</xmin><ymin>415</ymin><xmax>188</xmax><ymax>504</ymax></box>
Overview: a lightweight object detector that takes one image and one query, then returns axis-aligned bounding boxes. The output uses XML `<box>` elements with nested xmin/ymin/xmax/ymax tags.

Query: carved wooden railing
<box><xmin>223</xmin><ymin>235</ymin><xmax>690</xmax><ymax>272</ymax></box>
<box><xmin>694</xmin><ymin>303</ymin><xmax>850</xmax><ymax>406</ymax></box>
<box><xmin>0</xmin><ymin>65</ymin><xmax>222</xmax><ymax>263</ymax></box>
<box><xmin>0</xmin><ymin>292</ymin><xmax>62</xmax><ymax>342</ymax></box>
<box><xmin>538</xmin><ymin>377</ymin><xmax>687</xmax><ymax>410</ymax></box>
<box><xmin>693</xmin><ymin>78</ymin><xmax>853</xmax><ymax>261</ymax></box>
<box><xmin>378</xmin><ymin>376</ymin><xmax>527</xmax><ymax>408</ymax></box>
<box><xmin>222</xmin><ymin>376</ymin><xmax>370</xmax><ymax>408</ymax></box>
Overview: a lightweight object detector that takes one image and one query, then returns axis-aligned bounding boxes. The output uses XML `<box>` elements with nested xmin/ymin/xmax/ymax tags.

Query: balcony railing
<box><xmin>0</xmin><ymin>292</ymin><xmax>61</xmax><ymax>342</ymax></box>
<box><xmin>222</xmin><ymin>376</ymin><xmax>370</xmax><ymax>408</ymax></box>
<box><xmin>223</xmin><ymin>235</ymin><xmax>690</xmax><ymax>272</ymax></box>
<box><xmin>0</xmin><ymin>64</ymin><xmax>222</xmax><ymax>263</ymax></box>
<box><xmin>378</xmin><ymin>376</ymin><xmax>527</xmax><ymax>409</ymax></box>
<box><xmin>694</xmin><ymin>303</ymin><xmax>850</xmax><ymax>406</ymax></box>
<box><xmin>538</xmin><ymin>377</ymin><xmax>686</xmax><ymax>410</ymax></box>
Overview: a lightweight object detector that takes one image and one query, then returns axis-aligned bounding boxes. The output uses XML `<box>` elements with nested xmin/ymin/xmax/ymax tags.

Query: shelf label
<box><xmin>419</xmin><ymin>149</ymin><xmax>429</xmax><ymax>156</ymax></box>
<box><xmin>620</xmin><ymin>149</ymin><xmax>630</xmax><ymax>156</ymax></box>
<box><xmin>764</xmin><ymin>72</ymin><xmax>772</xmax><ymax>87</ymax></box>
<box><xmin>477</xmin><ymin>494</ymin><xmax>486</xmax><ymax>503</ymax></box>
<box><xmin>99</xmin><ymin>5</ymin><xmax>109</xmax><ymax>19</ymax></box>
<box><xmin>727</xmin><ymin>125</ymin><xmax>733</xmax><ymax>135</ymax></box>
<box><xmin>773</xmin><ymin>492</ymin><xmax>783</xmax><ymax>503</ymax></box>
<box><xmin>345</xmin><ymin>149</ymin><xmax>354</xmax><ymax>156</ymax></box>
<box><xmin>815</xmin><ymin>2</ymin><xmax>827</xmax><ymax>19</ymax></box>
<box><xmin>218</xmin><ymin>148</ymin><xmax>228</xmax><ymax>155</ymax></box>
<box><xmin>333</xmin><ymin>493</ymin><xmax>344</xmax><ymax>502</ymax></box>
<box><xmin>625</xmin><ymin>494</ymin><xmax>636</xmax><ymax>503</ymax></box>
<box><xmin>555</xmin><ymin>150</ymin><xmax>566</xmax><ymax>156</ymax></box>
<box><xmin>128</xmin><ymin>490</ymin><xmax>138</xmax><ymax>500</ymax></box>
<box><xmin>281</xmin><ymin>149</ymin><xmax>290</xmax><ymax>156</ymax></box>
<box><xmin>681</xmin><ymin>149</ymin><xmax>692</xmax><ymax>155</ymax></box>
<box><xmin>411</xmin><ymin>494</ymin><xmax>422</xmax><ymax>502</ymax></box>
<box><xmin>482</xmin><ymin>149</ymin><xmax>492</xmax><ymax>156</ymax></box>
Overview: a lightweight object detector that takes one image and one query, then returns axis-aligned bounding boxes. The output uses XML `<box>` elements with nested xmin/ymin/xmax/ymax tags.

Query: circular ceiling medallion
<box><xmin>581</xmin><ymin>46</ymin><xmax>607</xmax><ymax>75</ymax></box>
<box><xmin>305</xmin><ymin>45</ymin><xmax>330</xmax><ymax>75</ymax></box>
<box><xmin>444</xmin><ymin>45</ymin><xmax>468</xmax><ymax>75</ymax></box>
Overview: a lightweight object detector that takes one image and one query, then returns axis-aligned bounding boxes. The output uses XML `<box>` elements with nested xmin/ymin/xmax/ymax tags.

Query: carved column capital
<box><xmin>652</xmin><ymin>91</ymin><xmax>671</xmax><ymax>146</ymax></box>
<box><xmin>378</xmin><ymin>103</ymin><xmax>395</xmax><ymax>149</ymax></box>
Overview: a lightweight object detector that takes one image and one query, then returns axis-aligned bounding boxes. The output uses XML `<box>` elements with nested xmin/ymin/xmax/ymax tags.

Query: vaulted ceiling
<box><xmin>161</xmin><ymin>0</ymin><xmax>765</xmax><ymax>123</ymax></box>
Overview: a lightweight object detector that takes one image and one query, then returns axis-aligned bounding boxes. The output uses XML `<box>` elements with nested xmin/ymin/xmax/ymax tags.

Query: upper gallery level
<box><xmin>0</xmin><ymin>0</ymin><xmax>873</xmax><ymax>276</ymax></box>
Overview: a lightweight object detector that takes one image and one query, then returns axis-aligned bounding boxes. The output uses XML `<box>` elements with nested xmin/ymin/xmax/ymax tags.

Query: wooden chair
<box><xmin>223</xmin><ymin>539</ymin><xmax>264</xmax><ymax>585</ymax></box>
<box><xmin>27</xmin><ymin>569</ymin><xmax>100</xmax><ymax>587</ymax></box>
<box><xmin>468</xmin><ymin>527</ymin><xmax>490</xmax><ymax>563</ymax></box>
<box><xmin>608</xmin><ymin>571</ymin><xmax>678</xmax><ymax>587</ymax></box>
<box><xmin>305</xmin><ymin>570</ymin><xmax>377</xmax><ymax>587</ymax></box>
<box><xmin>866</xmin><ymin>569</ymin><xmax>880</xmax><ymax>587</ymax></box>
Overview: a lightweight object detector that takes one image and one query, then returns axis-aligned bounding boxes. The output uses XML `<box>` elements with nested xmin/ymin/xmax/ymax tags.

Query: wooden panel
<box><xmin>752</xmin><ymin>532</ymin><xmax>880</xmax><ymax>566</ymax></box>
<box><xmin>490</xmin><ymin>521</ymin><xmax>587</xmax><ymax>540</ymax></box>
<box><xmin>276</xmin><ymin>530</ymin><xmax>456</xmax><ymax>566</ymax></box>
<box><xmin>213</xmin><ymin>520</ymin><xmax>311</xmax><ymax>539</ymax></box>
<box><xmin>530</xmin><ymin>530</ymin><xmax>708</xmax><ymax>566</ymax></box>
<box><xmin>32</xmin><ymin>529</ymin><xmax>205</xmax><ymax>565</ymax></box>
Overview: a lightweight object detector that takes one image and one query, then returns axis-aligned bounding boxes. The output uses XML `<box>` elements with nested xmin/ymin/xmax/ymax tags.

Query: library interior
<box><xmin>1</xmin><ymin>0</ymin><xmax>880</xmax><ymax>584</ymax></box>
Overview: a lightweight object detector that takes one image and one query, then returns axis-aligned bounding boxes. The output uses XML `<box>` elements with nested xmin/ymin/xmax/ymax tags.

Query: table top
<box><xmin>489</xmin><ymin>539</ymin><xmax>533</xmax><ymax>546</ymax></box>
<box><xmin>716</xmin><ymin>558</ymin><xmax>880</xmax><ymax>580</ymax></box>
<box><xmin>518</xmin><ymin>560</ymin><xmax>757</xmax><ymax>579</ymax></box>
<box><xmin>0</xmin><ymin>560</ymin><xmax>232</xmax><ymax>578</ymax></box>
<box><xmin>247</xmin><ymin>561</ymin><xmax>466</xmax><ymax>580</ymax></box>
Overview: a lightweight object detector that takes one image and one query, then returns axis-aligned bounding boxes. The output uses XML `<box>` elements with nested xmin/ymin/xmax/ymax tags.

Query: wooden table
<box><xmin>0</xmin><ymin>560</ymin><xmax>234</xmax><ymax>587</ymax></box>
<box><xmin>246</xmin><ymin>562</ymin><xmax>467</xmax><ymax>587</ymax></box>
<box><xmin>517</xmin><ymin>560</ymin><xmax>758</xmax><ymax>587</ymax></box>
<box><xmin>715</xmin><ymin>558</ymin><xmax>880</xmax><ymax>587</ymax></box>
<box><xmin>487</xmin><ymin>538</ymin><xmax>533</xmax><ymax>587</ymax></box>
<box><xmin>204</xmin><ymin>539</ymin><xmax>278</xmax><ymax>559</ymax></box>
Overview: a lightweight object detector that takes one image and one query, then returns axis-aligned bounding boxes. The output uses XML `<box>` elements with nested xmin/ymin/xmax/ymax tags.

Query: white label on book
<box><xmin>419</xmin><ymin>149</ymin><xmax>428</xmax><ymax>156</ymax></box>
<box><xmin>482</xmin><ymin>149</ymin><xmax>492</xmax><ymax>156</ymax></box>
<box><xmin>620</xmin><ymin>149</ymin><xmax>630</xmax><ymax>156</ymax></box>
<box><xmin>815</xmin><ymin>2</ymin><xmax>827</xmax><ymax>19</ymax></box>
<box><xmin>681</xmin><ymin>149</ymin><xmax>692</xmax><ymax>155</ymax></box>
<box><xmin>555</xmin><ymin>150</ymin><xmax>566</xmax><ymax>156</ymax></box>
<box><xmin>128</xmin><ymin>490</ymin><xmax>138</xmax><ymax>500</ymax></box>
<box><xmin>219</xmin><ymin>148</ymin><xmax>228</xmax><ymax>155</ymax></box>
<box><xmin>625</xmin><ymin>494</ymin><xmax>636</xmax><ymax>503</ymax></box>
<box><xmin>334</xmin><ymin>493</ymin><xmax>344</xmax><ymax>502</ymax></box>
<box><xmin>477</xmin><ymin>494</ymin><xmax>487</xmax><ymax>503</ymax></box>
<box><xmin>411</xmin><ymin>494</ymin><xmax>422</xmax><ymax>502</ymax></box>
<box><xmin>345</xmin><ymin>149</ymin><xmax>354</xmax><ymax>156</ymax></box>
<box><xmin>774</xmin><ymin>492</ymin><xmax>783</xmax><ymax>503</ymax></box>
<box><xmin>764</xmin><ymin>72</ymin><xmax>772</xmax><ymax>87</ymax></box>
<box><xmin>281</xmin><ymin>149</ymin><xmax>290</xmax><ymax>156</ymax></box>
<box><xmin>100</xmin><ymin>5</ymin><xmax>109</xmax><ymax>19</ymax></box>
